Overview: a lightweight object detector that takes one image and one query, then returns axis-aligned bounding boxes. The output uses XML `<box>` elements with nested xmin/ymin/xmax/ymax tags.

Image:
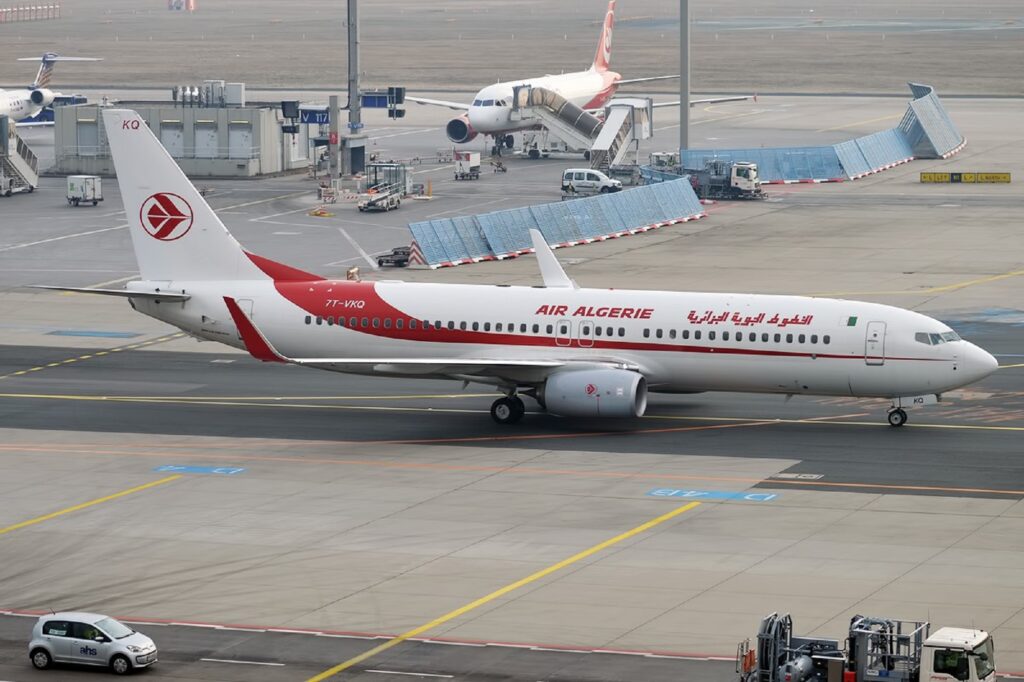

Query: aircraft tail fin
<box><xmin>591</xmin><ymin>0</ymin><xmax>615</xmax><ymax>72</ymax></box>
<box><xmin>101</xmin><ymin>109</ymin><xmax>298</xmax><ymax>283</ymax></box>
<box><xmin>17</xmin><ymin>53</ymin><xmax>101</xmax><ymax>88</ymax></box>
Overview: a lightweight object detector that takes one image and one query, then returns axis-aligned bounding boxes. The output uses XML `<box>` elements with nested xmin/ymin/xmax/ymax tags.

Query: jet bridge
<box><xmin>0</xmin><ymin>116</ymin><xmax>39</xmax><ymax>196</ymax></box>
<box><xmin>509</xmin><ymin>85</ymin><xmax>652</xmax><ymax>170</ymax></box>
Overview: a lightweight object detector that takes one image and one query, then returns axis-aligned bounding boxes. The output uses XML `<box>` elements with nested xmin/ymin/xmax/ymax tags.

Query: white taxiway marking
<box><xmin>337</xmin><ymin>227</ymin><xmax>379</xmax><ymax>270</ymax></box>
<box><xmin>0</xmin><ymin>192</ymin><xmax>310</xmax><ymax>253</ymax></box>
<box><xmin>200</xmin><ymin>658</ymin><xmax>285</xmax><ymax>666</ymax></box>
<box><xmin>0</xmin><ymin>224</ymin><xmax>129</xmax><ymax>253</ymax></box>
<box><xmin>368</xmin><ymin>127</ymin><xmax>434</xmax><ymax>140</ymax></box>
<box><xmin>366</xmin><ymin>671</ymin><xmax>453</xmax><ymax>679</ymax></box>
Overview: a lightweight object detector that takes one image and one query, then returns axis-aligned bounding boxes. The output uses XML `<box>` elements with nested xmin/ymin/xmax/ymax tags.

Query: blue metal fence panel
<box><xmin>408</xmin><ymin>221</ymin><xmax>449</xmax><ymax>265</ymax></box>
<box><xmin>833</xmin><ymin>139</ymin><xmax>871</xmax><ymax>179</ymax></box>
<box><xmin>909</xmin><ymin>93</ymin><xmax>963</xmax><ymax>157</ymax></box>
<box><xmin>855</xmin><ymin>128</ymin><xmax>913</xmax><ymax>172</ymax></box>
<box><xmin>647</xmin><ymin>180</ymin><xmax>681</xmax><ymax>218</ymax></box>
<box><xmin>449</xmin><ymin>215</ymin><xmax>491</xmax><ymax>260</ymax></box>
<box><xmin>565</xmin><ymin>198</ymin><xmax>606</xmax><ymax>239</ymax></box>
<box><xmin>409</xmin><ymin>179</ymin><xmax>704</xmax><ymax>266</ymax></box>
<box><xmin>429</xmin><ymin>219</ymin><xmax>472</xmax><ymax>263</ymax></box>
<box><xmin>476</xmin><ymin>212</ymin><xmax>515</xmax><ymax>257</ymax></box>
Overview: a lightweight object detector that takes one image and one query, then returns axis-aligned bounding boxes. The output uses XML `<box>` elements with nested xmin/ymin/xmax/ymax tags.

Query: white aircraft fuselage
<box><xmin>465</xmin><ymin>68</ymin><xmax>620</xmax><ymax>137</ymax></box>
<box><xmin>128</xmin><ymin>275</ymin><xmax>995</xmax><ymax>400</ymax></box>
<box><xmin>0</xmin><ymin>87</ymin><xmax>53</xmax><ymax>122</ymax></box>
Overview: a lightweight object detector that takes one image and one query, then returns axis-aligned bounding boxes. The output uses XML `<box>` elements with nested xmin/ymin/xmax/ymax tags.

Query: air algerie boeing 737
<box><xmin>36</xmin><ymin>109</ymin><xmax>998</xmax><ymax>428</ymax></box>
<box><xmin>408</xmin><ymin>0</ymin><xmax>748</xmax><ymax>151</ymax></box>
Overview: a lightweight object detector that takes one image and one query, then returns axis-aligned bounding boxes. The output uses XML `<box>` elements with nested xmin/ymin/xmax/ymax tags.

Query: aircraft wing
<box><xmin>618</xmin><ymin>75</ymin><xmax>680</xmax><ymax>85</ymax></box>
<box><xmin>406</xmin><ymin>95</ymin><xmax>472</xmax><ymax>111</ymax></box>
<box><xmin>223</xmin><ymin>296</ymin><xmax>636</xmax><ymax>381</ymax></box>
<box><xmin>652</xmin><ymin>95</ymin><xmax>754</xmax><ymax>108</ymax></box>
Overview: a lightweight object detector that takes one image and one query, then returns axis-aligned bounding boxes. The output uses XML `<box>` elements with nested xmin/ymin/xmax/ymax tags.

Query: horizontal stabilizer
<box><xmin>30</xmin><ymin>285</ymin><xmax>190</xmax><ymax>301</ymax></box>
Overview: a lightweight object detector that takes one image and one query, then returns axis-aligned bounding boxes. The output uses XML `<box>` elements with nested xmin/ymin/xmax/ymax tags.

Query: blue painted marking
<box><xmin>47</xmin><ymin>330</ymin><xmax>141</xmax><ymax>338</ymax></box>
<box><xmin>154</xmin><ymin>465</ymin><xmax>246</xmax><ymax>475</ymax></box>
<box><xmin>647</xmin><ymin>488</ymin><xmax>778</xmax><ymax>502</ymax></box>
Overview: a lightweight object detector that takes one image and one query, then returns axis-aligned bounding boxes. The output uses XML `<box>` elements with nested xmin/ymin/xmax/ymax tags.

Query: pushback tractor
<box><xmin>736</xmin><ymin>613</ymin><xmax>995</xmax><ymax>682</ymax></box>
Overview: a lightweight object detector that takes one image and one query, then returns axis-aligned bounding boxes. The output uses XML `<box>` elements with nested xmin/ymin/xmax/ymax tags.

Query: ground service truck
<box><xmin>737</xmin><ymin>613</ymin><xmax>995</xmax><ymax>682</ymax></box>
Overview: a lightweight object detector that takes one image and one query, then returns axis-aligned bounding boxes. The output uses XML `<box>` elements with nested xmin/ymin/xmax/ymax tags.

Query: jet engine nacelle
<box><xmin>445</xmin><ymin>114</ymin><xmax>477</xmax><ymax>144</ymax></box>
<box><xmin>30</xmin><ymin>88</ymin><xmax>55</xmax><ymax>107</ymax></box>
<box><xmin>542</xmin><ymin>369</ymin><xmax>648</xmax><ymax>418</ymax></box>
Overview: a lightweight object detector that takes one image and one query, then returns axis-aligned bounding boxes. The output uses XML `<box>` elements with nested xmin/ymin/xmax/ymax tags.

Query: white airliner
<box><xmin>0</xmin><ymin>53</ymin><xmax>100</xmax><ymax>124</ymax></box>
<box><xmin>408</xmin><ymin>0</ymin><xmax>747</xmax><ymax>150</ymax></box>
<box><xmin>37</xmin><ymin>108</ymin><xmax>998</xmax><ymax>428</ymax></box>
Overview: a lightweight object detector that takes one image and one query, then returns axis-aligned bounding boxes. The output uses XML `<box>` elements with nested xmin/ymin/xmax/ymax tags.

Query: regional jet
<box><xmin>408</xmin><ymin>0</ymin><xmax>748</xmax><ymax>154</ymax></box>
<box><xmin>0</xmin><ymin>53</ymin><xmax>100</xmax><ymax>125</ymax></box>
<box><xmin>35</xmin><ymin>109</ymin><xmax>998</xmax><ymax>428</ymax></box>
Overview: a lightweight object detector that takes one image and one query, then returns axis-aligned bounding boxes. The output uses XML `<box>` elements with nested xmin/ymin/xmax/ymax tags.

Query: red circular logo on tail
<box><xmin>140</xmin><ymin>192</ymin><xmax>193</xmax><ymax>241</ymax></box>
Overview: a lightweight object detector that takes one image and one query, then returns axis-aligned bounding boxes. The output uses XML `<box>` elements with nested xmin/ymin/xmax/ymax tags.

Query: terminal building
<box><xmin>51</xmin><ymin>82</ymin><xmax>313</xmax><ymax>178</ymax></box>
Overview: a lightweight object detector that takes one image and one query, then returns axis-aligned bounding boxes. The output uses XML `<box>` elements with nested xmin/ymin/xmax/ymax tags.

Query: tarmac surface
<box><xmin>1</xmin><ymin>93</ymin><xmax>1023</xmax><ymax>681</ymax></box>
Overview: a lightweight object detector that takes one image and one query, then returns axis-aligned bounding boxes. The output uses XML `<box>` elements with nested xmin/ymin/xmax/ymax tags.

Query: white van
<box><xmin>561</xmin><ymin>168</ymin><xmax>622</xmax><ymax>195</ymax></box>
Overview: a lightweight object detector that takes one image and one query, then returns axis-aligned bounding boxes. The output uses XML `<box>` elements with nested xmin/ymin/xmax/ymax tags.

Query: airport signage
<box><xmin>154</xmin><ymin>465</ymin><xmax>246</xmax><ymax>475</ymax></box>
<box><xmin>920</xmin><ymin>172</ymin><xmax>1011</xmax><ymax>184</ymax></box>
<box><xmin>646</xmin><ymin>488</ymin><xmax>778</xmax><ymax>502</ymax></box>
<box><xmin>300</xmin><ymin>109</ymin><xmax>330</xmax><ymax>125</ymax></box>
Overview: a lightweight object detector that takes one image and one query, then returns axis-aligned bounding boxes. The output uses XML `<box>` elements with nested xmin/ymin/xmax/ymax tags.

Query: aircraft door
<box><xmin>555</xmin><ymin>319</ymin><xmax>572</xmax><ymax>347</ymax></box>
<box><xmin>578</xmin><ymin>321</ymin><xmax>594</xmax><ymax>348</ymax></box>
<box><xmin>865</xmin><ymin>321</ymin><xmax>886</xmax><ymax>365</ymax></box>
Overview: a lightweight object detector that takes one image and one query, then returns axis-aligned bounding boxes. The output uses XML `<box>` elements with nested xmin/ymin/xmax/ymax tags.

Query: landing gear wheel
<box><xmin>528</xmin><ymin>148</ymin><xmax>540</xmax><ymax>160</ymax></box>
<box><xmin>887</xmin><ymin>408</ymin><xmax>907</xmax><ymax>428</ymax></box>
<box><xmin>491</xmin><ymin>396</ymin><xmax>525</xmax><ymax>424</ymax></box>
<box><xmin>504</xmin><ymin>134</ymin><xmax>514</xmax><ymax>149</ymax></box>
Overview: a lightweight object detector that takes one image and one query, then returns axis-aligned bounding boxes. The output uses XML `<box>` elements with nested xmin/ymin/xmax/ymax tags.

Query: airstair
<box><xmin>0</xmin><ymin>116</ymin><xmax>40</xmax><ymax>196</ymax></box>
<box><xmin>511</xmin><ymin>85</ymin><xmax>602</xmax><ymax>153</ymax></box>
<box><xmin>508</xmin><ymin>87</ymin><xmax>651</xmax><ymax>170</ymax></box>
<box><xmin>589</xmin><ymin>98</ymin><xmax>653</xmax><ymax>172</ymax></box>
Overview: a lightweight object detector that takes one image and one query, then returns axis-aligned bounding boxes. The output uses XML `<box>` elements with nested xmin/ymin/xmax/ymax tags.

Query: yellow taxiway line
<box><xmin>0</xmin><ymin>333</ymin><xmax>185</xmax><ymax>380</ymax></box>
<box><xmin>0</xmin><ymin>475</ymin><xmax>183</xmax><ymax>536</ymax></box>
<box><xmin>305</xmin><ymin>500</ymin><xmax>702</xmax><ymax>681</ymax></box>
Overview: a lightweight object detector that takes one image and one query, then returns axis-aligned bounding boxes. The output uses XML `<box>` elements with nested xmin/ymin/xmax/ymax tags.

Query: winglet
<box><xmin>529</xmin><ymin>229</ymin><xmax>577</xmax><ymax>289</ymax></box>
<box><xmin>223</xmin><ymin>296</ymin><xmax>287</xmax><ymax>363</ymax></box>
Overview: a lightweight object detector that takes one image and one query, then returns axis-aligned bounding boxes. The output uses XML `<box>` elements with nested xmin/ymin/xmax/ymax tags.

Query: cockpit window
<box><xmin>482</xmin><ymin>99</ymin><xmax>494</xmax><ymax>106</ymax></box>
<box><xmin>915</xmin><ymin>331</ymin><xmax>962</xmax><ymax>346</ymax></box>
<box><xmin>472</xmin><ymin>99</ymin><xmax>482</xmax><ymax>106</ymax></box>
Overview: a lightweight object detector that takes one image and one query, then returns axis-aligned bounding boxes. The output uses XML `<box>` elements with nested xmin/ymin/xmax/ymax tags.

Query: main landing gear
<box><xmin>491</xmin><ymin>395</ymin><xmax>526</xmax><ymax>424</ymax></box>
<box><xmin>887</xmin><ymin>407</ymin><xmax>908</xmax><ymax>428</ymax></box>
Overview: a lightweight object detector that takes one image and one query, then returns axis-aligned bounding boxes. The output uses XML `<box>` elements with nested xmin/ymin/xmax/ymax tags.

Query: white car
<box><xmin>29</xmin><ymin>612</ymin><xmax>158</xmax><ymax>675</ymax></box>
<box><xmin>561</xmin><ymin>168</ymin><xmax>622</xmax><ymax>195</ymax></box>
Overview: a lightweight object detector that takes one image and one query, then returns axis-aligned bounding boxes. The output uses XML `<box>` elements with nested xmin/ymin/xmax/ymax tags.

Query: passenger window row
<box><xmin>302</xmin><ymin>315</ymin><xmax>830</xmax><ymax>345</ymax></box>
<box><xmin>643</xmin><ymin>328</ymin><xmax>831</xmax><ymax>345</ymax></box>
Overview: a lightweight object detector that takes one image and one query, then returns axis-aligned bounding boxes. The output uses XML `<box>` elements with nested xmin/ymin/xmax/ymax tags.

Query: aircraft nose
<box><xmin>965</xmin><ymin>342</ymin><xmax>999</xmax><ymax>382</ymax></box>
<box><xmin>467</xmin><ymin>107</ymin><xmax>486</xmax><ymax>132</ymax></box>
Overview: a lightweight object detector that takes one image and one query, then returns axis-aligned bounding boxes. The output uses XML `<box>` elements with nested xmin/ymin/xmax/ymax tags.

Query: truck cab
<box><xmin>731</xmin><ymin>162</ymin><xmax>760</xmax><ymax>193</ymax></box>
<box><xmin>922</xmin><ymin>628</ymin><xmax>996</xmax><ymax>682</ymax></box>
